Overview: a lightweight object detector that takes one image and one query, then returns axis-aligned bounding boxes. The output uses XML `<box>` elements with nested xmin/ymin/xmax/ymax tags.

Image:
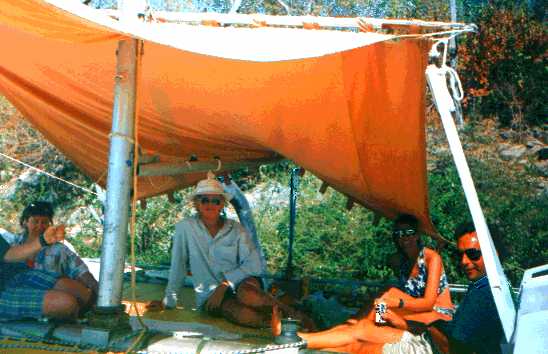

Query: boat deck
<box><xmin>0</xmin><ymin>282</ymin><xmax>274</xmax><ymax>353</ymax></box>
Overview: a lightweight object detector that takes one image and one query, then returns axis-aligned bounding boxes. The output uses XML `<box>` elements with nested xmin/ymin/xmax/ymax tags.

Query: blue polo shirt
<box><xmin>436</xmin><ymin>275</ymin><xmax>503</xmax><ymax>354</ymax></box>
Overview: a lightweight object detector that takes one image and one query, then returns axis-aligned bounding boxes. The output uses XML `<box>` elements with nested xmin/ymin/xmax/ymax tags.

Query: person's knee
<box><xmin>238</xmin><ymin>277</ymin><xmax>261</xmax><ymax>293</ymax></box>
<box><xmin>43</xmin><ymin>290</ymin><xmax>79</xmax><ymax>319</ymax></box>
<box><xmin>236</xmin><ymin>277</ymin><xmax>268</xmax><ymax>304</ymax></box>
<box><xmin>55</xmin><ymin>277</ymin><xmax>92</xmax><ymax>306</ymax></box>
<box><xmin>221</xmin><ymin>299</ymin><xmax>266</xmax><ymax>327</ymax></box>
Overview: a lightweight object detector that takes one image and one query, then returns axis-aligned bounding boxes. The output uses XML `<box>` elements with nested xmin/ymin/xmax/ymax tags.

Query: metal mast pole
<box><xmin>96</xmin><ymin>0</ymin><xmax>140</xmax><ymax>309</ymax></box>
<box><xmin>285</xmin><ymin>167</ymin><xmax>301</xmax><ymax>280</ymax></box>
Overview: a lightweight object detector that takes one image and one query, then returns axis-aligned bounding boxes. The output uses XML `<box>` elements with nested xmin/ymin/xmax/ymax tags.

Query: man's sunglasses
<box><xmin>457</xmin><ymin>248</ymin><xmax>482</xmax><ymax>261</ymax></box>
<box><xmin>199</xmin><ymin>196</ymin><xmax>222</xmax><ymax>206</ymax></box>
<box><xmin>392</xmin><ymin>229</ymin><xmax>416</xmax><ymax>238</ymax></box>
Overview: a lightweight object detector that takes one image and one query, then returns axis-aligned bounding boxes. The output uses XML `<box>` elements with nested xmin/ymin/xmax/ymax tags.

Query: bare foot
<box><xmin>271</xmin><ymin>304</ymin><xmax>282</xmax><ymax>336</ymax></box>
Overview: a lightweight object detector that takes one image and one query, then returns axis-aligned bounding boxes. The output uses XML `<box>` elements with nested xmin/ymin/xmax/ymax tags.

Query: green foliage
<box><xmin>132</xmin><ymin>192</ymin><xmax>192</xmax><ymax>265</ymax></box>
<box><xmin>266</xmin><ymin>177</ymin><xmax>395</xmax><ymax>281</ymax></box>
<box><xmin>428</xmin><ymin>152</ymin><xmax>548</xmax><ymax>285</ymax></box>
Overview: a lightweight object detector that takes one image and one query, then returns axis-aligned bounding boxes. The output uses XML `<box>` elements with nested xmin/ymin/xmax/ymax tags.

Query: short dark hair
<box><xmin>394</xmin><ymin>214</ymin><xmax>418</xmax><ymax>231</ymax></box>
<box><xmin>454</xmin><ymin>221</ymin><xmax>509</xmax><ymax>261</ymax></box>
<box><xmin>20</xmin><ymin>201</ymin><xmax>54</xmax><ymax>227</ymax></box>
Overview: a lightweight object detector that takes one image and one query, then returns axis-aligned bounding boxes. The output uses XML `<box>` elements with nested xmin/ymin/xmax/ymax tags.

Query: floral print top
<box><xmin>399</xmin><ymin>248</ymin><xmax>449</xmax><ymax>298</ymax></box>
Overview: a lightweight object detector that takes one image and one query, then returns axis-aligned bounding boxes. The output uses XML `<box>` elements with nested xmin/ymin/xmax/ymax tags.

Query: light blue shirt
<box><xmin>163</xmin><ymin>215</ymin><xmax>263</xmax><ymax>308</ymax></box>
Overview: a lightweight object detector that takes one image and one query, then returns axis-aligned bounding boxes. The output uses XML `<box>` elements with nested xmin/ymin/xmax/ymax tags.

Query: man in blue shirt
<box><xmin>0</xmin><ymin>224</ymin><xmax>92</xmax><ymax>321</ymax></box>
<box><xmin>433</xmin><ymin>222</ymin><xmax>505</xmax><ymax>354</ymax></box>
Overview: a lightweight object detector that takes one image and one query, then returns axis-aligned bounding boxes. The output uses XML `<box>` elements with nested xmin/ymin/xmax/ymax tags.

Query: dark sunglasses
<box><xmin>199</xmin><ymin>196</ymin><xmax>222</xmax><ymax>206</ymax></box>
<box><xmin>392</xmin><ymin>229</ymin><xmax>416</xmax><ymax>238</ymax></box>
<box><xmin>457</xmin><ymin>248</ymin><xmax>482</xmax><ymax>261</ymax></box>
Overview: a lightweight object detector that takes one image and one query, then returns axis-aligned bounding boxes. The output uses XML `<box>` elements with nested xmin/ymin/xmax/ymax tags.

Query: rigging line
<box><xmin>0</xmin><ymin>151</ymin><xmax>98</xmax><ymax>196</ymax></box>
<box><xmin>127</xmin><ymin>39</ymin><xmax>148</xmax><ymax>354</ymax></box>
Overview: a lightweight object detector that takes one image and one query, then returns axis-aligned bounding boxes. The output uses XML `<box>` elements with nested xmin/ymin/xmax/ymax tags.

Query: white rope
<box><xmin>447</xmin><ymin>66</ymin><xmax>464</xmax><ymax>102</ymax></box>
<box><xmin>428</xmin><ymin>37</ymin><xmax>464</xmax><ymax>104</ymax></box>
<box><xmin>398</xmin><ymin>28</ymin><xmax>472</xmax><ymax>41</ymax></box>
<box><xmin>0</xmin><ymin>151</ymin><xmax>99</xmax><ymax>196</ymax></box>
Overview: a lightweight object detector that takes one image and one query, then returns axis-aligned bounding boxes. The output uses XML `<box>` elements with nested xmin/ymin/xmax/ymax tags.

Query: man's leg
<box><xmin>0</xmin><ymin>270</ymin><xmax>81</xmax><ymax>320</ymax></box>
<box><xmin>42</xmin><ymin>289</ymin><xmax>79</xmax><ymax>319</ymax></box>
<box><xmin>220</xmin><ymin>297</ymin><xmax>269</xmax><ymax>328</ymax></box>
<box><xmin>54</xmin><ymin>277</ymin><xmax>93</xmax><ymax>313</ymax></box>
<box><xmin>235</xmin><ymin>277</ymin><xmax>273</xmax><ymax>308</ymax></box>
<box><xmin>236</xmin><ymin>277</ymin><xmax>315</xmax><ymax>329</ymax></box>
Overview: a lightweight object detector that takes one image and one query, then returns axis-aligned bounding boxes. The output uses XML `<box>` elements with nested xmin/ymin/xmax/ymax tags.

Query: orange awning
<box><xmin>0</xmin><ymin>0</ymin><xmax>436</xmax><ymax>234</ymax></box>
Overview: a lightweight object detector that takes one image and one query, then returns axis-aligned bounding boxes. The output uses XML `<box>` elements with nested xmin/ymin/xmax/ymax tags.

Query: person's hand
<box><xmin>146</xmin><ymin>300</ymin><xmax>165</xmax><ymax>312</ymax></box>
<box><xmin>43</xmin><ymin>225</ymin><xmax>65</xmax><ymax>245</ymax></box>
<box><xmin>383</xmin><ymin>309</ymin><xmax>408</xmax><ymax>330</ymax></box>
<box><xmin>376</xmin><ymin>296</ymin><xmax>399</xmax><ymax>308</ymax></box>
<box><xmin>205</xmin><ymin>282</ymin><xmax>229</xmax><ymax>312</ymax></box>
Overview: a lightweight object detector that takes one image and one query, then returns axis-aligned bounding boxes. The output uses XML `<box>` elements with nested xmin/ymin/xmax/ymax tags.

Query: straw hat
<box><xmin>190</xmin><ymin>171</ymin><xmax>232</xmax><ymax>201</ymax></box>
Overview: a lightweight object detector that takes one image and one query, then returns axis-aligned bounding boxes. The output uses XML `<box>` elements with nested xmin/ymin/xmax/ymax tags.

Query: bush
<box><xmin>458</xmin><ymin>3</ymin><xmax>547</xmax><ymax>128</ymax></box>
<box><xmin>428</xmin><ymin>153</ymin><xmax>548</xmax><ymax>285</ymax></box>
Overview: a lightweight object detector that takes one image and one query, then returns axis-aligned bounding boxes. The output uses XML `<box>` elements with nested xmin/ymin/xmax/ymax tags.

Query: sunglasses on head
<box><xmin>199</xmin><ymin>196</ymin><xmax>222</xmax><ymax>206</ymax></box>
<box><xmin>457</xmin><ymin>248</ymin><xmax>482</xmax><ymax>261</ymax></box>
<box><xmin>392</xmin><ymin>229</ymin><xmax>416</xmax><ymax>238</ymax></box>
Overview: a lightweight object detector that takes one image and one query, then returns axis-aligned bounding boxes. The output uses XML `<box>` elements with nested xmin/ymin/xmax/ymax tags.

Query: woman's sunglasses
<box><xmin>457</xmin><ymin>248</ymin><xmax>482</xmax><ymax>261</ymax></box>
<box><xmin>199</xmin><ymin>196</ymin><xmax>222</xmax><ymax>206</ymax></box>
<box><xmin>392</xmin><ymin>229</ymin><xmax>416</xmax><ymax>238</ymax></box>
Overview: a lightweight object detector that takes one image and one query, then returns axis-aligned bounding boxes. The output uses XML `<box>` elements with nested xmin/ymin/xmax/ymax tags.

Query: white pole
<box><xmin>426</xmin><ymin>64</ymin><xmax>516</xmax><ymax>342</ymax></box>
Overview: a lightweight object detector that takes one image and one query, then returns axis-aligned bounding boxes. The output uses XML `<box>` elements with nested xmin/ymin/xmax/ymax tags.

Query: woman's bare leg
<box><xmin>325</xmin><ymin>342</ymin><xmax>385</xmax><ymax>354</ymax></box>
<box><xmin>273</xmin><ymin>306</ymin><xmax>403</xmax><ymax>350</ymax></box>
<box><xmin>299</xmin><ymin>325</ymin><xmax>359</xmax><ymax>349</ymax></box>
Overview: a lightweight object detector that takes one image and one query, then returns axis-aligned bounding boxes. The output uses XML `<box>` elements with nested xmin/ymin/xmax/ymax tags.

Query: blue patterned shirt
<box><xmin>2</xmin><ymin>231</ymin><xmax>89</xmax><ymax>281</ymax></box>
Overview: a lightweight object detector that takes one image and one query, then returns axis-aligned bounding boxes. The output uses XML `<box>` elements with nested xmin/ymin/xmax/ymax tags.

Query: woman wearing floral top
<box><xmin>272</xmin><ymin>214</ymin><xmax>454</xmax><ymax>353</ymax></box>
<box><xmin>374</xmin><ymin>213</ymin><xmax>454</xmax><ymax>324</ymax></box>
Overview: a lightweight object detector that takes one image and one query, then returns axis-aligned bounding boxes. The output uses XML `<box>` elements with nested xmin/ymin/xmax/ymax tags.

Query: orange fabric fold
<box><xmin>0</xmin><ymin>0</ymin><xmax>437</xmax><ymax>235</ymax></box>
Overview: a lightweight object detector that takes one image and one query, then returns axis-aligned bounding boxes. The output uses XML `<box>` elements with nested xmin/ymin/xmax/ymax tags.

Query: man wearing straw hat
<box><xmin>157</xmin><ymin>171</ymin><xmax>308</xmax><ymax>328</ymax></box>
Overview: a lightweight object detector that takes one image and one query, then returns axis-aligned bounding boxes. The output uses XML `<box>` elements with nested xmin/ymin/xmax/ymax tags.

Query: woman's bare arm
<box><xmin>379</xmin><ymin>249</ymin><xmax>443</xmax><ymax>312</ymax></box>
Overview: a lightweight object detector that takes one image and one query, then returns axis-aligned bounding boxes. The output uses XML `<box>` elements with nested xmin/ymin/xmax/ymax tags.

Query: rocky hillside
<box><xmin>426</xmin><ymin>115</ymin><xmax>548</xmax><ymax>194</ymax></box>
